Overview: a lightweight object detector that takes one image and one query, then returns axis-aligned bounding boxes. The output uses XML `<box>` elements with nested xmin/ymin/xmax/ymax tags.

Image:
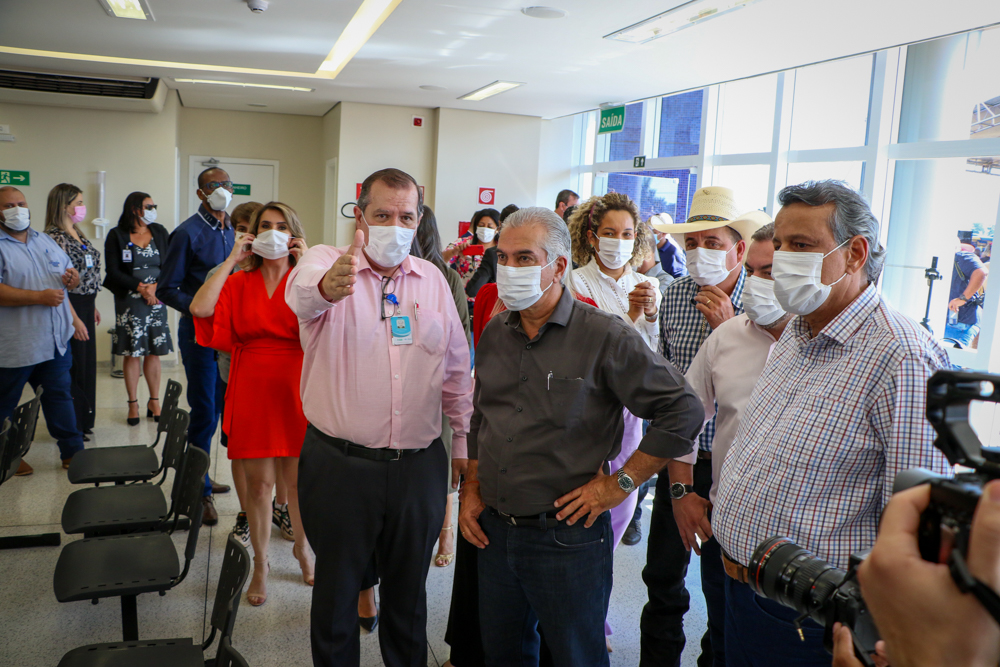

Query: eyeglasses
<box><xmin>380</xmin><ymin>276</ymin><xmax>398</xmax><ymax>320</ymax></box>
<box><xmin>144</xmin><ymin>204</ymin><xmax>158</xmax><ymax>211</ymax></box>
<box><xmin>202</xmin><ymin>181</ymin><xmax>234</xmax><ymax>192</ymax></box>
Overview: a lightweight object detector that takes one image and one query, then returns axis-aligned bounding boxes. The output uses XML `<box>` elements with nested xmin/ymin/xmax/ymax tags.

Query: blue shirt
<box><xmin>658</xmin><ymin>239</ymin><xmax>688</xmax><ymax>278</ymax></box>
<box><xmin>158</xmin><ymin>205</ymin><xmax>233</xmax><ymax>317</ymax></box>
<box><xmin>950</xmin><ymin>251</ymin><xmax>985</xmax><ymax>326</ymax></box>
<box><xmin>0</xmin><ymin>227</ymin><xmax>74</xmax><ymax>367</ymax></box>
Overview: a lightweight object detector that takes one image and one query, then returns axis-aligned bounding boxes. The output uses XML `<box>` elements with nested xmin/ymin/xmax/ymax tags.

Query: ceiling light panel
<box><xmin>319</xmin><ymin>0</ymin><xmax>404</xmax><ymax>78</ymax></box>
<box><xmin>174</xmin><ymin>79</ymin><xmax>314</xmax><ymax>92</ymax></box>
<box><xmin>97</xmin><ymin>0</ymin><xmax>154</xmax><ymax>20</ymax></box>
<box><xmin>605</xmin><ymin>0</ymin><xmax>761</xmax><ymax>44</ymax></box>
<box><xmin>459</xmin><ymin>81</ymin><xmax>524</xmax><ymax>101</ymax></box>
<box><xmin>521</xmin><ymin>7</ymin><xmax>568</xmax><ymax>19</ymax></box>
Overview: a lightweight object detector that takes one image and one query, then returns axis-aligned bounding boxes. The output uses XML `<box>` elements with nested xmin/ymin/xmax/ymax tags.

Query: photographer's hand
<box><xmin>832</xmin><ymin>623</ymin><xmax>889</xmax><ymax>667</ymax></box>
<box><xmin>857</xmin><ymin>482</ymin><xmax>1000</xmax><ymax>667</ymax></box>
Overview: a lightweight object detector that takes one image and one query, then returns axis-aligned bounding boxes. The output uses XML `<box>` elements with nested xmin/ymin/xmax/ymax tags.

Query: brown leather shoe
<box><xmin>14</xmin><ymin>460</ymin><xmax>33</xmax><ymax>476</ymax></box>
<box><xmin>202</xmin><ymin>496</ymin><xmax>219</xmax><ymax>526</ymax></box>
<box><xmin>62</xmin><ymin>459</ymin><xmax>73</xmax><ymax>470</ymax></box>
<box><xmin>209</xmin><ymin>477</ymin><xmax>231</xmax><ymax>494</ymax></box>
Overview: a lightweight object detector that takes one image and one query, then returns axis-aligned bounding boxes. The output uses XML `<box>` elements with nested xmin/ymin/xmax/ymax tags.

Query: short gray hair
<box><xmin>501</xmin><ymin>206</ymin><xmax>572</xmax><ymax>287</ymax></box>
<box><xmin>777</xmin><ymin>180</ymin><xmax>886</xmax><ymax>283</ymax></box>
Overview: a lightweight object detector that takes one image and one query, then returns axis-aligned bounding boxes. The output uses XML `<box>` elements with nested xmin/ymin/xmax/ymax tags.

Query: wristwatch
<box><xmin>617</xmin><ymin>468</ymin><xmax>636</xmax><ymax>493</ymax></box>
<box><xmin>670</xmin><ymin>482</ymin><xmax>695</xmax><ymax>500</ymax></box>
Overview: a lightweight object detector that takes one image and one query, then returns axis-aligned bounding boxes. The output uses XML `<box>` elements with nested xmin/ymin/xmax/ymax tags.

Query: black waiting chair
<box><xmin>61</xmin><ymin>409</ymin><xmax>190</xmax><ymax>537</ymax></box>
<box><xmin>67</xmin><ymin>379</ymin><xmax>183</xmax><ymax>485</ymax></box>
<box><xmin>53</xmin><ymin>445</ymin><xmax>209</xmax><ymax>641</ymax></box>
<box><xmin>0</xmin><ymin>390</ymin><xmax>61</xmax><ymax>550</ymax></box>
<box><xmin>56</xmin><ymin>534</ymin><xmax>251</xmax><ymax>667</ymax></box>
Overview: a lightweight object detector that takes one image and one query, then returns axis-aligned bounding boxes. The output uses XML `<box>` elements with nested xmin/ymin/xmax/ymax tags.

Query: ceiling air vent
<box><xmin>0</xmin><ymin>68</ymin><xmax>167</xmax><ymax>113</ymax></box>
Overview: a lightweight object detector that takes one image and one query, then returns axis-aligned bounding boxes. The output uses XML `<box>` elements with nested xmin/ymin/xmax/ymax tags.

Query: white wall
<box><xmin>0</xmin><ymin>93</ymin><xmax>180</xmax><ymax>364</ymax></box>
<box><xmin>433</xmin><ymin>108</ymin><xmax>542</xmax><ymax>243</ymax></box>
<box><xmin>537</xmin><ymin>115</ymin><xmax>577</xmax><ymax>212</ymax></box>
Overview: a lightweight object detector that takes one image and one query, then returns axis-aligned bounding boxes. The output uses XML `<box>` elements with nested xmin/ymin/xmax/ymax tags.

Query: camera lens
<box><xmin>749</xmin><ymin>536</ymin><xmax>846</xmax><ymax>626</ymax></box>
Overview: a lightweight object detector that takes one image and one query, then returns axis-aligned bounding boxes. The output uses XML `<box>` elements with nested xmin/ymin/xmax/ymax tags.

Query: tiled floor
<box><xmin>0</xmin><ymin>365</ymin><xmax>710</xmax><ymax>666</ymax></box>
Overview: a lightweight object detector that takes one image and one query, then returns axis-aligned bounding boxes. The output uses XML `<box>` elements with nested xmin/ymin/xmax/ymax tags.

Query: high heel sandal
<box><xmin>126</xmin><ymin>400</ymin><xmax>139</xmax><ymax>426</ymax></box>
<box><xmin>293</xmin><ymin>543</ymin><xmax>315</xmax><ymax>586</ymax></box>
<box><xmin>146</xmin><ymin>397</ymin><xmax>160</xmax><ymax>422</ymax></box>
<box><xmin>434</xmin><ymin>525</ymin><xmax>455</xmax><ymax>567</ymax></box>
<box><xmin>247</xmin><ymin>557</ymin><xmax>269</xmax><ymax>607</ymax></box>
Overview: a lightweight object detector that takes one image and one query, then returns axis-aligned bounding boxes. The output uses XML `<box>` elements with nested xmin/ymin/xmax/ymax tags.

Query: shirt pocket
<box><xmin>415</xmin><ymin>310</ymin><xmax>446</xmax><ymax>355</ymax></box>
<box><xmin>773</xmin><ymin>393</ymin><xmax>872</xmax><ymax>471</ymax></box>
<box><xmin>542</xmin><ymin>377</ymin><xmax>588</xmax><ymax>430</ymax></box>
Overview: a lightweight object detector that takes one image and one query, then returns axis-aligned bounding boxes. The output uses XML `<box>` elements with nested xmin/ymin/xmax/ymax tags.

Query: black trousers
<box><xmin>68</xmin><ymin>293</ymin><xmax>96</xmax><ymax>431</ymax></box>
<box><xmin>640</xmin><ymin>457</ymin><xmax>717</xmax><ymax>667</ymax></box>
<box><xmin>298</xmin><ymin>426</ymin><xmax>447</xmax><ymax>667</ymax></box>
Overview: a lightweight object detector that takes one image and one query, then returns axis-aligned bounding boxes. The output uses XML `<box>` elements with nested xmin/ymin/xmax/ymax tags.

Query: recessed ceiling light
<box><xmin>96</xmin><ymin>0</ymin><xmax>154</xmax><ymax>20</ymax></box>
<box><xmin>247</xmin><ymin>103</ymin><xmax>268</xmax><ymax>108</ymax></box>
<box><xmin>605</xmin><ymin>0</ymin><xmax>761</xmax><ymax>44</ymax></box>
<box><xmin>521</xmin><ymin>7</ymin><xmax>567</xmax><ymax>19</ymax></box>
<box><xmin>318</xmin><ymin>0</ymin><xmax>403</xmax><ymax>78</ymax></box>
<box><xmin>459</xmin><ymin>80</ymin><xmax>524</xmax><ymax>102</ymax></box>
<box><xmin>174</xmin><ymin>78</ymin><xmax>314</xmax><ymax>92</ymax></box>
<box><xmin>420</xmin><ymin>85</ymin><xmax>446</xmax><ymax>91</ymax></box>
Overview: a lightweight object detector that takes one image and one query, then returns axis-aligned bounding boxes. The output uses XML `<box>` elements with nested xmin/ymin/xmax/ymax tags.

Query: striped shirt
<box><xmin>658</xmin><ymin>270</ymin><xmax>745</xmax><ymax>452</ymax></box>
<box><xmin>714</xmin><ymin>285</ymin><xmax>951</xmax><ymax>569</ymax></box>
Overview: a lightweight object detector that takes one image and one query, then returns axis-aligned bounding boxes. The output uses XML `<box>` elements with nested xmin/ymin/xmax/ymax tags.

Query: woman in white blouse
<box><xmin>567</xmin><ymin>192</ymin><xmax>661</xmax><ymax>652</ymax></box>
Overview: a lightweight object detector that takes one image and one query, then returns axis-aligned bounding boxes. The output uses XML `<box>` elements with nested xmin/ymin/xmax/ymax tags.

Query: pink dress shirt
<box><xmin>285</xmin><ymin>245</ymin><xmax>473</xmax><ymax>458</ymax></box>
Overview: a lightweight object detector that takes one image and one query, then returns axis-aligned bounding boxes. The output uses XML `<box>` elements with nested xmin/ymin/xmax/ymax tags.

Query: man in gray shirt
<box><xmin>459</xmin><ymin>207</ymin><xmax>704</xmax><ymax>667</ymax></box>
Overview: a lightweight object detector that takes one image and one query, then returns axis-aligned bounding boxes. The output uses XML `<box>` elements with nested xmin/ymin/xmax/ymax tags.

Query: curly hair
<box><xmin>567</xmin><ymin>192</ymin><xmax>648</xmax><ymax>268</ymax></box>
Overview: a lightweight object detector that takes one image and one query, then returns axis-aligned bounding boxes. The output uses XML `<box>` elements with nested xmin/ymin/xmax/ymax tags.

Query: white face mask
<box><xmin>686</xmin><ymin>246</ymin><xmax>738</xmax><ymax>286</ymax></box>
<box><xmin>772</xmin><ymin>239</ymin><xmax>850</xmax><ymax>316</ymax></box>
<box><xmin>205</xmin><ymin>187</ymin><xmax>232</xmax><ymax>212</ymax></box>
<box><xmin>252</xmin><ymin>229</ymin><xmax>290</xmax><ymax>260</ymax></box>
<box><xmin>496</xmin><ymin>258</ymin><xmax>558</xmax><ymax>311</ymax></box>
<box><xmin>362</xmin><ymin>215</ymin><xmax>415</xmax><ymax>268</ymax></box>
<box><xmin>595</xmin><ymin>237</ymin><xmax>634</xmax><ymax>270</ymax></box>
<box><xmin>476</xmin><ymin>227</ymin><xmax>496</xmax><ymax>243</ymax></box>
<box><xmin>143</xmin><ymin>208</ymin><xmax>158</xmax><ymax>224</ymax></box>
<box><xmin>742</xmin><ymin>275</ymin><xmax>787</xmax><ymax>326</ymax></box>
<box><xmin>1</xmin><ymin>206</ymin><xmax>30</xmax><ymax>232</ymax></box>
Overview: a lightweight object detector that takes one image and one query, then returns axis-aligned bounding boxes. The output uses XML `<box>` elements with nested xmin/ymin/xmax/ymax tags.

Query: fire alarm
<box><xmin>413</xmin><ymin>116</ymin><xmax>424</xmax><ymax>127</ymax></box>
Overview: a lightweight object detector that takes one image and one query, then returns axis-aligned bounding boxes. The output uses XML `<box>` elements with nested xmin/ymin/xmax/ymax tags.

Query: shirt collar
<box><xmin>792</xmin><ymin>283</ymin><xmax>879</xmax><ymax>345</ymax></box>
<box><xmin>585</xmin><ymin>259</ymin><xmax>633</xmax><ymax>285</ymax></box>
<box><xmin>0</xmin><ymin>226</ymin><xmax>37</xmax><ymax>243</ymax></box>
<box><xmin>504</xmin><ymin>283</ymin><xmax>574</xmax><ymax>334</ymax></box>
<box><xmin>356</xmin><ymin>247</ymin><xmax>429</xmax><ymax>279</ymax></box>
<box><xmin>197</xmin><ymin>204</ymin><xmax>230</xmax><ymax>230</ymax></box>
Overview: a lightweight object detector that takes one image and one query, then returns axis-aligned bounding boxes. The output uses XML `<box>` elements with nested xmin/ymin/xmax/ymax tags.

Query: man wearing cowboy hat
<box><xmin>641</xmin><ymin>186</ymin><xmax>769</xmax><ymax>667</ymax></box>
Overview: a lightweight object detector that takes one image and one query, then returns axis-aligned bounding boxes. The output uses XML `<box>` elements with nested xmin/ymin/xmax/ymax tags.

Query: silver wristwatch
<box><xmin>617</xmin><ymin>468</ymin><xmax>636</xmax><ymax>493</ymax></box>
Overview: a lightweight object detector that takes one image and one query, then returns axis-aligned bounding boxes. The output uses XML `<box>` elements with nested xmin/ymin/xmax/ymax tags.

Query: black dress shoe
<box><xmin>622</xmin><ymin>519</ymin><xmax>642</xmax><ymax>546</ymax></box>
<box><xmin>359</xmin><ymin>610</ymin><xmax>379</xmax><ymax>633</ymax></box>
<box><xmin>209</xmin><ymin>477</ymin><xmax>231</xmax><ymax>494</ymax></box>
<box><xmin>83</xmin><ymin>429</ymin><xmax>93</xmax><ymax>435</ymax></box>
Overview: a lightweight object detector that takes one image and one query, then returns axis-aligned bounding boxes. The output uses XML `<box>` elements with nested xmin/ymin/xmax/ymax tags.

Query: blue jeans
<box><xmin>945</xmin><ymin>321</ymin><xmax>979</xmax><ymax>347</ymax></box>
<box><xmin>478</xmin><ymin>509</ymin><xmax>613</xmax><ymax>667</ymax></box>
<box><xmin>177</xmin><ymin>316</ymin><xmax>223</xmax><ymax>496</ymax></box>
<box><xmin>725</xmin><ymin>577</ymin><xmax>829</xmax><ymax>667</ymax></box>
<box><xmin>0</xmin><ymin>345</ymin><xmax>84</xmax><ymax>461</ymax></box>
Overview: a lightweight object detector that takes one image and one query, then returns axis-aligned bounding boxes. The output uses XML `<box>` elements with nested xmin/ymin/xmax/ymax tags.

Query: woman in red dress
<box><xmin>191</xmin><ymin>201</ymin><xmax>312</xmax><ymax>607</ymax></box>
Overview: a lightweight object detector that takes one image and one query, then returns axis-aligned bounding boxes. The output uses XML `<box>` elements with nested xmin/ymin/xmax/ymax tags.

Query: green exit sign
<box><xmin>0</xmin><ymin>170</ymin><xmax>29</xmax><ymax>186</ymax></box>
<box><xmin>598</xmin><ymin>106</ymin><xmax>625</xmax><ymax>135</ymax></box>
<box><xmin>633</xmin><ymin>156</ymin><xmax>646</xmax><ymax>168</ymax></box>
<box><xmin>232</xmin><ymin>183</ymin><xmax>251</xmax><ymax>196</ymax></box>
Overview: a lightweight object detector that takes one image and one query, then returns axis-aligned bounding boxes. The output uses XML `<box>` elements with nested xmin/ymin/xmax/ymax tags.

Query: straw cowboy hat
<box><xmin>650</xmin><ymin>186</ymin><xmax>771</xmax><ymax>247</ymax></box>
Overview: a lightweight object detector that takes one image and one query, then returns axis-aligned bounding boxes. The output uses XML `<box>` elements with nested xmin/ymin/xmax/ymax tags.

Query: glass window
<box><xmin>657</xmin><ymin>90</ymin><xmax>702</xmax><ymax>158</ymax></box>
<box><xmin>785</xmin><ymin>161</ymin><xmax>865</xmax><ymax>192</ymax></box>
<box><xmin>712</xmin><ymin>165</ymin><xmax>771</xmax><ymax>213</ymax></box>
<box><xmin>583</xmin><ymin>111</ymin><xmax>597</xmax><ymax>166</ymax></box>
<box><xmin>609</xmin><ymin>102</ymin><xmax>645</xmax><ymax>162</ymax></box>
<box><xmin>716</xmin><ymin>74</ymin><xmax>777</xmax><ymax>154</ymax></box>
<box><xmin>606</xmin><ymin>169</ymin><xmax>698</xmax><ymax>223</ymax></box>
<box><xmin>790</xmin><ymin>56</ymin><xmax>873</xmax><ymax>150</ymax></box>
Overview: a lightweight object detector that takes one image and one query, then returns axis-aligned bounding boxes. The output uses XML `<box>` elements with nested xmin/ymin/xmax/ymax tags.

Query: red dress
<box><xmin>194</xmin><ymin>270</ymin><xmax>307</xmax><ymax>460</ymax></box>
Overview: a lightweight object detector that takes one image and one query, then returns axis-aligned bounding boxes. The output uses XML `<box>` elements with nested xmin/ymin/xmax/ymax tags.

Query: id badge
<box><xmin>122</xmin><ymin>249</ymin><xmax>133</xmax><ymax>263</ymax></box>
<box><xmin>390</xmin><ymin>316</ymin><xmax>413</xmax><ymax>345</ymax></box>
<box><xmin>85</xmin><ymin>254</ymin><xmax>94</xmax><ymax>269</ymax></box>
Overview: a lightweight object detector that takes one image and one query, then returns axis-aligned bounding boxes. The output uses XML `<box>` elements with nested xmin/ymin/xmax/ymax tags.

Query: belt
<box><xmin>722</xmin><ymin>550</ymin><xmax>750</xmax><ymax>584</ymax></box>
<box><xmin>697</xmin><ymin>450</ymin><xmax>712</xmax><ymax>460</ymax></box>
<box><xmin>488</xmin><ymin>506</ymin><xmax>561</xmax><ymax>530</ymax></box>
<box><xmin>310</xmin><ymin>426</ymin><xmax>429</xmax><ymax>462</ymax></box>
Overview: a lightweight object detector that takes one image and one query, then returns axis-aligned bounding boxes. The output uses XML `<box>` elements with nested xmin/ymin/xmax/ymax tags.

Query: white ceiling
<box><xmin>1</xmin><ymin>0</ymin><xmax>999</xmax><ymax>119</ymax></box>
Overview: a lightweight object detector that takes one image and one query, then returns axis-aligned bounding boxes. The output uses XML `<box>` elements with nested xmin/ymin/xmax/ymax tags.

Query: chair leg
<box><xmin>0</xmin><ymin>532</ymin><xmax>60</xmax><ymax>550</ymax></box>
<box><xmin>121</xmin><ymin>595</ymin><xmax>139</xmax><ymax>641</ymax></box>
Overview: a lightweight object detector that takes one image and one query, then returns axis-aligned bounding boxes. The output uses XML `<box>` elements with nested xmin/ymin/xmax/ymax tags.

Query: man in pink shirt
<box><xmin>286</xmin><ymin>168</ymin><xmax>472</xmax><ymax>667</ymax></box>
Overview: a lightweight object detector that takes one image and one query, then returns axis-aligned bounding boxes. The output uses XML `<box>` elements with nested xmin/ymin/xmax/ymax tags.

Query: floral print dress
<box><xmin>112</xmin><ymin>238</ymin><xmax>173</xmax><ymax>357</ymax></box>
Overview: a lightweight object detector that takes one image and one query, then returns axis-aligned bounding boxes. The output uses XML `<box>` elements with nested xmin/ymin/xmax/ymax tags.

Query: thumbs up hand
<box><xmin>320</xmin><ymin>229</ymin><xmax>364</xmax><ymax>303</ymax></box>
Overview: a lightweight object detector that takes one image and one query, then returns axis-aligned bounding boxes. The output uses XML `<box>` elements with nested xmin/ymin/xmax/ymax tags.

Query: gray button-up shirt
<box><xmin>469</xmin><ymin>286</ymin><xmax>704</xmax><ymax>516</ymax></box>
<box><xmin>0</xmin><ymin>227</ymin><xmax>74</xmax><ymax>368</ymax></box>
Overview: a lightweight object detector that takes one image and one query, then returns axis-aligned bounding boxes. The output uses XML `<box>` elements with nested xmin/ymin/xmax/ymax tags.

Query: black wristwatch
<box><xmin>670</xmin><ymin>482</ymin><xmax>695</xmax><ymax>500</ymax></box>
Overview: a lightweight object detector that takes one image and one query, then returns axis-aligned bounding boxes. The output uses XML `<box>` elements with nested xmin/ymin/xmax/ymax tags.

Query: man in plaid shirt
<box><xmin>714</xmin><ymin>181</ymin><xmax>951</xmax><ymax>666</ymax></box>
<box><xmin>643</xmin><ymin>188</ymin><xmax>767</xmax><ymax>667</ymax></box>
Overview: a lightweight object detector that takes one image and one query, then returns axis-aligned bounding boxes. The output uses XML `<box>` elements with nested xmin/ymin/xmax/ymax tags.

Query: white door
<box><xmin>187</xmin><ymin>156</ymin><xmax>279</xmax><ymax>217</ymax></box>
